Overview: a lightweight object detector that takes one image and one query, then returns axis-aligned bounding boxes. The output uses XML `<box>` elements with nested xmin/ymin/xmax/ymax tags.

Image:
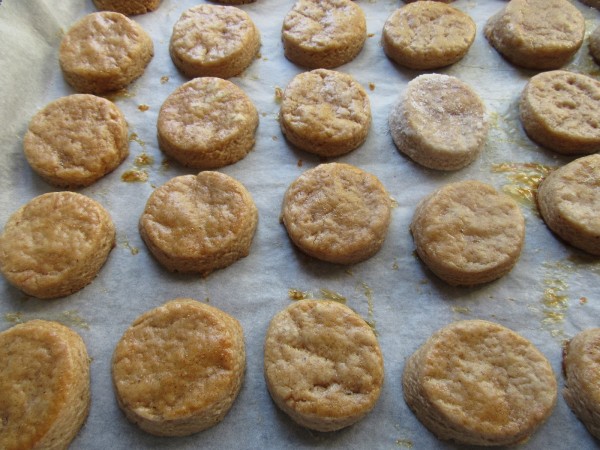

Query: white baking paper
<box><xmin>1</xmin><ymin>0</ymin><xmax>599</xmax><ymax>448</ymax></box>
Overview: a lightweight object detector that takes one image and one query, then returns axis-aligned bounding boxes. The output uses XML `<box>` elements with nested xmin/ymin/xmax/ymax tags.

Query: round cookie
<box><xmin>382</xmin><ymin>2</ymin><xmax>476</xmax><ymax>70</ymax></box>
<box><xmin>264</xmin><ymin>300</ymin><xmax>384</xmax><ymax>431</ymax></box>
<box><xmin>93</xmin><ymin>0</ymin><xmax>162</xmax><ymax>15</ymax></box>
<box><xmin>410</xmin><ymin>180</ymin><xmax>525</xmax><ymax>286</ymax></box>
<box><xmin>0</xmin><ymin>192</ymin><xmax>115</xmax><ymax>299</ymax></box>
<box><xmin>282</xmin><ymin>0</ymin><xmax>366</xmax><ymax>69</ymax></box>
<box><xmin>590</xmin><ymin>25</ymin><xmax>600</xmax><ymax>64</ymax></box>
<box><xmin>59</xmin><ymin>11</ymin><xmax>154</xmax><ymax>94</ymax></box>
<box><xmin>389</xmin><ymin>74</ymin><xmax>488</xmax><ymax>170</ymax></box>
<box><xmin>281</xmin><ymin>163</ymin><xmax>391</xmax><ymax>265</ymax></box>
<box><xmin>484</xmin><ymin>0</ymin><xmax>584</xmax><ymax>70</ymax></box>
<box><xmin>169</xmin><ymin>5</ymin><xmax>260</xmax><ymax>79</ymax></box>
<box><xmin>0</xmin><ymin>320</ymin><xmax>90</xmax><ymax>450</ymax></box>
<box><xmin>23</xmin><ymin>94</ymin><xmax>129</xmax><ymax>188</ymax></box>
<box><xmin>280</xmin><ymin>69</ymin><xmax>371</xmax><ymax>157</ymax></box>
<box><xmin>537</xmin><ymin>154</ymin><xmax>600</xmax><ymax>255</ymax></box>
<box><xmin>139</xmin><ymin>171</ymin><xmax>258</xmax><ymax>275</ymax></box>
<box><xmin>403</xmin><ymin>320</ymin><xmax>557</xmax><ymax>446</ymax></box>
<box><xmin>563</xmin><ymin>328</ymin><xmax>600</xmax><ymax>439</ymax></box>
<box><xmin>579</xmin><ymin>0</ymin><xmax>600</xmax><ymax>9</ymax></box>
<box><xmin>157</xmin><ymin>77</ymin><xmax>258</xmax><ymax>169</ymax></box>
<box><xmin>520</xmin><ymin>71</ymin><xmax>600</xmax><ymax>155</ymax></box>
<box><xmin>112</xmin><ymin>299</ymin><xmax>245</xmax><ymax>436</ymax></box>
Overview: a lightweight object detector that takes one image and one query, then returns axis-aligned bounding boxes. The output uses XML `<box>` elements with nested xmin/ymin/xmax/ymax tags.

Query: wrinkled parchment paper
<box><xmin>1</xmin><ymin>0</ymin><xmax>600</xmax><ymax>448</ymax></box>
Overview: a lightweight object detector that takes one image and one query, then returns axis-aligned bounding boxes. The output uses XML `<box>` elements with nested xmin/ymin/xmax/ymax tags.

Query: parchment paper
<box><xmin>1</xmin><ymin>0</ymin><xmax>599</xmax><ymax>448</ymax></box>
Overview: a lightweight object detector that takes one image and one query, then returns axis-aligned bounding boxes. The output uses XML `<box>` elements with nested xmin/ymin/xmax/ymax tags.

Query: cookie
<box><xmin>484</xmin><ymin>0</ymin><xmax>584</xmax><ymax>70</ymax></box>
<box><xmin>93</xmin><ymin>0</ymin><xmax>161</xmax><ymax>15</ymax></box>
<box><xmin>579</xmin><ymin>0</ymin><xmax>600</xmax><ymax>8</ymax></box>
<box><xmin>0</xmin><ymin>320</ymin><xmax>90</xmax><ymax>450</ymax></box>
<box><xmin>112</xmin><ymin>299</ymin><xmax>245</xmax><ymax>436</ymax></box>
<box><xmin>410</xmin><ymin>180</ymin><xmax>525</xmax><ymax>286</ymax></box>
<box><xmin>59</xmin><ymin>12</ymin><xmax>154</xmax><ymax>94</ymax></box>
<box><xmin>563</xmin><ymin>328</ymin><xmax>600</xmax><ymax>439</ymax></box>
<box><xmin>139</xmin><ymin>171</ymin><xmax>258</xmax><ymax>275</ymax></box>
<box><xmin>389</xmin><ymin>74</ymin><xmax>487</xmax><ymax>170</ymax></box>
<box><xmin>520</xmin><ymin>71</ymin><xmax>600</xmax><ymax>155</ymax></box>
<box><xmin>264</xmin><ymin>300</ymin><xmax>384</xmax><ymax>431</ymax></box>
<box><xmin>0</xmin><ymin>192</ymin><xmax>115</xmax><ymax>299</ymax></box>
<box><xmin>590</xmin><ymin>25</ymin><xmax>600</xmax><ymax>63</ymax></box>
<box><xmin>403</xmin><ymin>320</ymin><xmax>557</xmax><ymax>446</ymax></box>
<box><xmin>537</xmin><ymin>154</ymin><xmax>600</xmax><ymax>255</ymax></box>
<box><xmin>282</xmin><ymin>163</ymin><xmax>391</xmax><ymax>265</ymax></box>
<box><xmin>382</xmin><ymin>2</ymin><xmax>476</xmax><ymax>70</ymax></box>
<box><xmin>282</xmin><ymin>0</ymin><xmax>366</xmax><ymax>69</ymax></box>
<box><xmin>23</xmin><ymin>94</ymin><xmax>129</xmax><ymax>188</ymax></box>
<box><xmin>157</xmin><ymin>77</ymin><xmax>258</xmax><ymax>169</ymax></box>
<box><xmin>279</xmin><ymin>69</ymin><xmax>371</xmax><ymax>157</ymax></box>
<box><xmin>169</xmin><ymin>5</ymin><xmax>260</xmax><ymax>79</ymax></box>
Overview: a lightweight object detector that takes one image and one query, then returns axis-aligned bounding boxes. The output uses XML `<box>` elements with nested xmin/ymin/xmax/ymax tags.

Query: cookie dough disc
<box><xmin>0</xmin><ymin>320</ymin><xmax>90</xmax><ymax>450</ymax></box>
<box><xmin>579</xmin><ymin>0</ymin><xmax>600</xmax><ymax>8</ymax></box>
<box><xmin>520</xmin><ymin>71</ymin><xmax>600</xmax><ymax>155</ymax></box>
<box><xmin>139</xmin><ymin>171</ymin><xmax>258</xmax><ymax>275</ymax></box>
<box><xmin>389</xmin><ymin>74</ymin><xmax>487</xmax><ymax>170</ymax></box>
<box><xmin>93</xmin><ymin>0</ymin><xmax>162</xmax><ymax>15</ymax></box>
<box><xmin>382</xmin><ymin>2</ymin><xmax>476</xmax><ymax>70</ymax></box>
<box><xmin>23</xmin><ymin>94</ymin><xmax>129</xmax><ymax>188</ymax></box>
<box><xmin>0</xmin><ymin>192</ymin><xmax>116</xmax><ymax>299</ymax></box>
<box><xmin>410</xmin><ymin>180</ymin><xmax>525</xmax><ymax>286</ymax></box>
<box><xmin>112</xmin><ymin>299</ymin><xmax>245</xmax><ymax>436</ymax></box>
<box><xmin>157</xmin><ymin>77</ymin><xmax>258</xmax><ymax>168</ymax></box>
<box><xmin>282</xmin><ymin>0</ymin><xmax>367</xmax><ymax>69</ymax></box>
<box><xmin>403</xmin><ymin>320</ymin><xmax>557</xmax><ymax>446</ymax></box>
<box><xmin>282</xmin><ymin>163</ymin><xmax>391</xmax><ymax>264</ymax></box>
<box><xmin>537</xmin><ymin>154</ymin><xmax>600</xmax><ymax>255</ymax></box>
<box><xmin>264</xmin><ymin>300</ymin><xmax>384</xmax><ymax>431</ymax></box>
<box><xmin>563</xmin><ymin>328</ymin><xmax>600</xmax><ymax>439</ymax></box>
<box><xmin>59</xmin><ymin>12</ymin><xmax>153</xmax><ymax>94</ymax></box>
<box><xmin>280</xmin><ymin>69</ymin><xmax>371</xmax><ymax>157</ymax></box>
<box><xmin>211</xmin><ymin>0</ymin><xmax>256</xmax><ymax>3</ymax></box>
<box><xmin>170</xmin><ymin>5</ymin><xmax>260</xmax><ymax>79</ymax></box>
<box><xmin>590</xmin><ymin>25</ymin><xmax>600</xmax><ymax>63</ymax></box>
<box><xmin>484</xmin><ymin>0</ymin><xmax>584</xmax><ymax>70</ymax></box>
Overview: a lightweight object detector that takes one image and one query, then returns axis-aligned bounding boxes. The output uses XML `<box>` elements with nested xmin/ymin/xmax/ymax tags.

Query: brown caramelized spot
<box><xmin>138</xmin><ymin>104</ymin><xmax>150</xmax><ymax>112</ymax></box>
<box><xmin>121</xmin><ymin>169</ymin><xmax>148</xmax><ymax>183</ymax></box>
<box><xmin>160</xmin><ymin>76</ymin><xmax>169</xmax><ymax>84</ymax></box>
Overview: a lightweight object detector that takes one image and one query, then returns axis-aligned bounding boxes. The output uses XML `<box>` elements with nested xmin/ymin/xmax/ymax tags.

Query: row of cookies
<box><xmin>60</xmin><ymin>0</ymin><xmax>600</xmax><ymax>98</ymax></box>
<box><xmin>2</xmin><ymin>151</ymin><xmax>597</xmax><ymax>300</ymax></box>
<box><xmin>24</xmin><ymin>64</ymin><xmax>600</xmax><ymax>191</ymax></box>
<box><xmin>4</xmin><ymin>299</ymin><xmax>600</xmax><ymax>447</ymax></box>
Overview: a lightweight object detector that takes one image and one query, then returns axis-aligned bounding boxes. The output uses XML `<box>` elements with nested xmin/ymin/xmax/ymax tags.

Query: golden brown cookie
<box><xmin>0</xmin><ymin>320</ymin><xmax>90</xmax><ymax>450</ymax></box>
<box><xmin>382</xmin><ymin>2</ymin><xmax>476</xmax><ymax>70</ymax></box>
<box><xmin>93</xmin><ymin>0</ymin><xmax>162</xmax><ymax>15</ymax></box>
<box><xmin>112</xmin><ymin>299</ymin><xmax>245</xmax><ymax>436</ymax></box>
<box><xmin>139</xmin><ymin>171</ymin><xmax>258</xmax><ymax>275</ymax></box>
<box><xmin>484</xmin><ymin>0</ymin><xmax>584</xmax><ymax>70</ymax></box>
<box><xmin>590</xmin><ymin>25</ymin><xmax>600</xmax><ymax>63</ymax></box>
<box><xmin>537</xmin><ymin>154</ymin><xmax>600</xmax><ymax>255</ymax></box>
<box><xmin>169</xmin><ymin>5</ymin><xmax>260</xmax><ymax>79</ymax></box>
<box><xmin>282</xmin><ymin>0</ymin><xmax>366</xmax><ymax>69</ymax></box>
<box><xmin>23</xmin><ymin>94</ymin><xmax>128</xmax><ymax>188</ymax></box>
<box><xmin>563</xmin><ymin>328</ymin><xmax>600</xmax><ymax>439</ymax></box>
<box><xmin>282</xmin><ymin>163</ymin><xmax>391</xmax><ymax>265</ymax></box>
<box><xmin>157</xmin><ymin>77</ymin><xmax>258</xmax><ymax>168</ymax></box>
<box><xmin>410</xmin><ymin>180</ymin><xmax>525</xmax><ymax>286</ymax></box>
<box><xmin>59</xmin><ymin>12</ymin><xmax>154</xmax><ymax>94</ymax></box>
<box><xmin>520</xmin><ymin>71</ymin><xmax>600</xmax><ymax>155</ymax></box>
<box><xmin>389</xmin><ymin>74</ymin><xmax>488</xmax><ymax>170</ymax></box>
<box><xmin>403</xmin><ymin>320</ymin><xmax>557</xmax><ymax>446</ymax></box>
<box><xmin>280</xmin><ymin>69</ymin><xmax>371</xmax><ymax>157</ymax></box>
<box><xmin>0</xmin><ymin>192</ymin><xmax>115</xmax><ymax>299</ymax></box>
<box><xmin>264</xmin><ymin>300</ymin><xmax>384</xmax><ymax>431</ymax></box>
